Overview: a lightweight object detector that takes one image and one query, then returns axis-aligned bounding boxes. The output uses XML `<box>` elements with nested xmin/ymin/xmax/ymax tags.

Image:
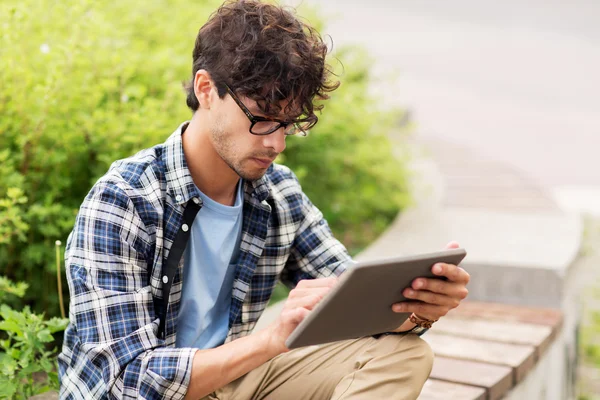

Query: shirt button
<box><xmin>162</xmin><ymin>275</ymin><xmax>168</xmax><ymax>284</ymax></box>
<box><xmin>175</xmin><ymin>195</ymin><xmax>182</xmax><ymax>202</ymax></box>
<box><xmin>192</xmin><ymin>197</ymin><xmax>200</xmax><ymax>205</ymax></box>
<box><xmin>181</xmin><ymin>224</ymin><xmax>189</xmax><ymax>232</ymax></box>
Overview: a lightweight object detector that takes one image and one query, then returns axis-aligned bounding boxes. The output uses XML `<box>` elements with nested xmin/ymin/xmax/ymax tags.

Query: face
<box><xmin>209</xmin><ymin>90</ymin><xmax>289</xmax><ymax>181</ymax></box>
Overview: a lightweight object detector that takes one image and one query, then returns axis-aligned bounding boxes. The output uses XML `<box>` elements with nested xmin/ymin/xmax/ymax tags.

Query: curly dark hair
<box><xmin>184</xmin><ymin>0</ymin><xmax>339</xmax><ymax>128</ymax></box>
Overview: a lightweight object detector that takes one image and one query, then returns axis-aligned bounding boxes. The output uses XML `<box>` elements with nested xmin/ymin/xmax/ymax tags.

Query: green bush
<box><xmin>0</xmin><ymin>277</ymin><xmax>69</xmax><ymax>399</ymax></box>
<box><xmin>576</xmin><ymin>217</ymin><xmax>600</xmax><ymax>399</ymax></box>
<box><xmin>281</xmin><ymin>46</ymin><xmax>411</xmax><ymax>253</ymax></box>
<box><xmin>0</xmin><ymin>0</ymin><xmax>411</xmax><ymax>316</ymax></box>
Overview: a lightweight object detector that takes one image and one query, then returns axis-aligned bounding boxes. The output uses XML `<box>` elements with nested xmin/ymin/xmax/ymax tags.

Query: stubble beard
<box><xmin>211</xmin><ymin>125</ymin><xmax>270</xmax><ymax>182</ymax></box>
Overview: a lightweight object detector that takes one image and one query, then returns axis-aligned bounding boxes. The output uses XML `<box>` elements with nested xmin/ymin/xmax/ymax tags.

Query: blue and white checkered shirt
<box><xmin>58</xmin><ymin>122</ymin><xmax>352</xmax><ymax>399</ymax></box>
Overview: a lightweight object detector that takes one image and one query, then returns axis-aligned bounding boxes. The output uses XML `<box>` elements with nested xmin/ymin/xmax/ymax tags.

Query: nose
<box><xmin>262</xmin><ymin>127</ymin><xmax>286</xmax><ymax>153</ymax></box>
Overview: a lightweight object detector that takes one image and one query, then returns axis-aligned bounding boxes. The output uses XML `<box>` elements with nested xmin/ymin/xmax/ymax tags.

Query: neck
<box><xmin>182</xmin><ymin>115</ymin><xmax>240</xmax><ymax>206</ymax></box>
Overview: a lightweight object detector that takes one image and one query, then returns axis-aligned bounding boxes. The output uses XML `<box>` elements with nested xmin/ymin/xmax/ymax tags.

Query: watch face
<box><xmin>412</xmin><ymin>326</ymin><xmax>427</xmax><ymax>335</ymax></box>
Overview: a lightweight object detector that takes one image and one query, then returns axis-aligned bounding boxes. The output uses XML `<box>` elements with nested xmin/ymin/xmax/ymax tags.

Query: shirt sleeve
<box><xmin>281</xmin><ymin>188</ymin><xmax>354</xmax><ymax>288</ymax></box>
<box><xmin>60</xmin><ymin>180</ymin><xmax>197</xmax><ymax>400</ymax></box>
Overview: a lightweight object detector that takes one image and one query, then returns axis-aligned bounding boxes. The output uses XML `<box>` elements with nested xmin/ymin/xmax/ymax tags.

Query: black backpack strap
<box><xmin>157</xmin><ymin>200</ymin><xmax>201</xmax><ymax>339</ymax></box>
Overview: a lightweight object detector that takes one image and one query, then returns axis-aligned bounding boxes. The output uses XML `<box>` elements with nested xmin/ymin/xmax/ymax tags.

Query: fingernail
<box><xmin>433</xmin><ymin>264</ymin><xmax>443</xmax><ymax>274</ymax></box>
<box><xmin>405</xmin><ymin>289</ymin><xmax>414</xmax><ymax>297</ymax></box>
<box><xmin>414</xmin><ymin>280</ymin><xmax>423</xmax><ymax>289</ymax></box>
<box><xmin>393</xmin><ymin>304</ymin><xmax>403</xmax><ymax>312</ymax></box>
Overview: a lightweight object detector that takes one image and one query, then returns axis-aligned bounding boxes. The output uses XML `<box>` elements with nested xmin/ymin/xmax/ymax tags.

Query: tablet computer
<box><xmin>285</xmin><ymin>248</ymin><xmax>467</xmax><ymax>349</ymax></box>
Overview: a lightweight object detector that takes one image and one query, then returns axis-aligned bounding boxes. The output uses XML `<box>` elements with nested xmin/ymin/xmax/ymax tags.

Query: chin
<box><xmin>234</xmin><ymin>160</ymin><xmax>270</xmax><ymax>181</ymax></box>
<box><xmin>238</xmin><ymin>169</ymin><xmax>267</xmax><ymax>181</ymax></box>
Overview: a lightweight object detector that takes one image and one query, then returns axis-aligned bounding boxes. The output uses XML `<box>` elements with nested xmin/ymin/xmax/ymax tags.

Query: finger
<box><xmin>445</xmin><ymin>241</ymin><xmax>460</xmax><ymax>249</ymax></box>
<box><xmin>409</xmin><ymin>278</ymin><xmax>469</xmax><ymax>299</ymax></box>
<box><xmin>282</xmin><ymin>306</ymin><xmax>310</xmax><ymax>326</ymax></box>
<box><xmin>431</xmin><ymin>263</ymin><xmax>470</xmax><ymax>284</ymax></box>
<box><xmin>295</xmin><ymin>277</ymin><xmax>338</xmax><ymax>289</ymax></box>
<box><xmin>288</xmin><ymin>287</ymin><xmax>332</xmax><ymax>301</ymax></box>
<box><xmin>284</xmin><ymin>294</ymin><xmax>323</xmax><ymax>312</ymax></box>
<box><xmin>402</xmin><ymin>289</ymin><xmax>460</xmax><ymax>309</ymax></box>
<box><xmin>391</xmin><ymin>301</ymin><xmax>449</xmax><ymax>320</ymax></box>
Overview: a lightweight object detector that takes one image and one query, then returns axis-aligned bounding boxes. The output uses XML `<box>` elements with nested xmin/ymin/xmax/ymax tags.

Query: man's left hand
<box><xmin>391</xmin><ymin>241</ymin><xmax>470</xmax><ymax>331</ymax></box>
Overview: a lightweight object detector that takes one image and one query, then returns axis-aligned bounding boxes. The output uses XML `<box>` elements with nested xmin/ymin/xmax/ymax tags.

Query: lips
<box><xmin>252</xmin><ymin>158</ymin><xmax>274</xmax><ymax>168</ymax></box>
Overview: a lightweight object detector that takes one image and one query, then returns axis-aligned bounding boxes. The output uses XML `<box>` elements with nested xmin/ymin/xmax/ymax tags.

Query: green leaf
<box><xmin>0</xmin><ymin>379</ymin><xmax>18</xmax><ymax>399</ymax></box>
<box><xmin>0</xmin><ymin>320</ymin><xmax>23</xmax><ymax>336</ymax></box>
<box><xmin>37</xmin><ymin>329</ymin><xmax>54</xmax><ymax>343</ymax></box>
<box><xmin>0</xmin><ymin>276</ymin><xmax>28</xmax><ymax>299</ymax></box>
<box><xmin>19</xmin><ymin>347</ymin><xmax>32</xmax><ymax>366</ymax></box>
<box><xmin>20</xmin><ymin>363</ymin><xmax>44</xmax><ymax>377</ymax></box>
<box><xmin>35</xmin><ymin>384</ymin><xmax>53</xmax><ymax>395</ymax></box>
<box><xmin>0</xmin><ymin>357</ymin><xmax>18</xmax><ymax>376</ymax></box>
<box><xmin>8</xmin><ymin>347</ymin><xmax>21</xmax><ymax>361</ymax></box>
<box><xmin>39</xmin><ymin>356</ymin><xmax>53</xmax><ymax>372</ymax></box>
<box><xmin>46</xmin><ymin>317</ymin><xmax>69</xmax><ymax>333</ymax></box>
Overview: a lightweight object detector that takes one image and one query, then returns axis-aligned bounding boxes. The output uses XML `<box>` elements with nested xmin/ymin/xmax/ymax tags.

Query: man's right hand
<box><xmin>265</xmin><ymin>277</ymin><xmax>338</xmax><ymax>354</ymax></box>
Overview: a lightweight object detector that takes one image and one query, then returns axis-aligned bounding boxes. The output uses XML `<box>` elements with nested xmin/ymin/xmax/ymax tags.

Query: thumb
<box><xmin>445</xmin><ymin>241</ymin><xmax>460</xmax><ymax>249</ymax></box>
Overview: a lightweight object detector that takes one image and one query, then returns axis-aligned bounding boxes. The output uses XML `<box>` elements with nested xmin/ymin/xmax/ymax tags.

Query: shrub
<box><xmin>0</xmin><ymin>0</ymin><xmax>410</xmax><ymax>315</ymax></box>
<box><xmin>0</xmin><ymin>277</ymin><xmax>69</xmax><ymax>399</ymax></box>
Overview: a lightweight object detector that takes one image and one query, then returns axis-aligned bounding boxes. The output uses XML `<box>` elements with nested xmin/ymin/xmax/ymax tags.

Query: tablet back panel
<box><xmin>285</xmin><ymin>248</ymin><xmax>467</xmax><ymax>349</ymax></box>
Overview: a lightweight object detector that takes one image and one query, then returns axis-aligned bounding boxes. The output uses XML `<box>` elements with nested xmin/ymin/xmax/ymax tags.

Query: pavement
<box><xmin>286</xmin><ymin>0</ymin><xmax>600</xmax><ymax>216</ymax></box>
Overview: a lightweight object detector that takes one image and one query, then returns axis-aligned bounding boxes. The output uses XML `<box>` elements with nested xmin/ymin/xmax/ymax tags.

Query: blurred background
<box><xmin>284</xmin><ymin>1</ymin><xmax>600</xmax><ymax>398</ymax></box>
<box><xmin>1</xmin><ymin>0</ymin><xmax>599</xmax><ymax>398</ymax></box>
<box><xmin>292</xmin><ymin>0</ymin><xmax>600</xmax><ymax>213</ymax></box>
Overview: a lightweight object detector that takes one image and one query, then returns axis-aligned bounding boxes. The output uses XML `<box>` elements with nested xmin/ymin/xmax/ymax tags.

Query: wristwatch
<box><xmin>373</xmin><ymin>313</ymin><xmax>435</xmax><ymax>339</ymax></box>
<box><xmin>406</xmin><ymin>313</ymin><xmax>438</xmax><ymax>335</ymax></box>
<box><xmin>404</xmin><ymin>324</ymin><xmax>429</xmax><ymax>336</ymax></box>
<box><xmin>374</xmin><ymin>324</ymin><xmax>428</xmax><ymax>338</ymax></box>
<box><xmin>397</xmin><ymin>313</ymin><xmax>437</xmax><ymax>335</ymax></box>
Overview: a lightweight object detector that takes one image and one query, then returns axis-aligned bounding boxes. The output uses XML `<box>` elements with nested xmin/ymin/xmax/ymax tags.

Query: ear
<box><xmin>194</xmin><ymin>69</ymin><xmax>216</xmax><ymax>110</ymax></box>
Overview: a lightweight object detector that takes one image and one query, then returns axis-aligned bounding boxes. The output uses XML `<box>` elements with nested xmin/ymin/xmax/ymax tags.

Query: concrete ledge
<box><xmin>356</xmin><ymin>206</ymin><xmax>583</xmax><ymax>308</ymax></box>
<box><xmin>358</xmin><ymin>207</ymin><xmax>581</xmax><ymax>269</ymax></box>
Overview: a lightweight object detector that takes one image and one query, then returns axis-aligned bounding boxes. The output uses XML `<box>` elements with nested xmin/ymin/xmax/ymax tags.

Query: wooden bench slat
<box><xmin>418</xmin><ymin>379</ymin><xmax>486</xmax><ymax>400</ymax></box>
<box><xmin>423</xmin><ymin>332</ymin><xmax>536</xmax><ymax>383</ymax></box>
<box><xmin>430</xmin><ymin>357</ymin><xmax>513</xmax><ymax>400</ymax></box>
<box><xmin>433</xmin><ymin>317</ymin><xmax>553</xmax><ymax>360</ymax></box>
<box><xmin>449</xmin><ymin>301</ymin><xmax>563</xmax><ymax>328</ymax></box>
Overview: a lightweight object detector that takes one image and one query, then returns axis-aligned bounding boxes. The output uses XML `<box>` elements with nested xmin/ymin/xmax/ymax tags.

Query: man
<box><xmin>58</xmin><ymin>1</ymin><xmax>470</xmax><ymax>399</ymax></box>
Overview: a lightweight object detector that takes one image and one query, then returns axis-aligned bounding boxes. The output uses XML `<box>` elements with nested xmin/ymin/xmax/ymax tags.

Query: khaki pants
<box><xmin>206</xmin><ymin>333</ymin><xmax>434</xmax><ymax>400</ymax></box>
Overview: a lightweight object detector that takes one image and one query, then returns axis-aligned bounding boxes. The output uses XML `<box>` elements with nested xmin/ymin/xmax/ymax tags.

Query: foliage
<box><xmin>0</xmin><ymin>0</ymin><xmax>411</xmax><ymax>316</ymax></box>
<box><xmin>0</xmin><ymin>277</ymin><xmax>69</xmax><ymax>399</ymax></box>
<box><xmin>0</xmin><ymin>188</ymin><xmax>28</xmax><ymax>246</ymax></box>
<box><xmin>577</xmin><ymin>217</ymin><xmax>600</xmax><ymax>400</ymax></box>
<box><xmin>280</xmin><ymin>46</ymin><xmax>411</xmax><ymax>253</ymax></box>
<box><xmin>0</xmin><ymin>0</ymin><xmax>222</xmax><ymax>315</ymax></box>
<box><xmin>578</xmin><ymin>286</ymin><xmax>600</xmax><ymax>400</ymax></box>
<box><xmin>580</xmin><ymin>218</ymin><xmax>600</xmax><ymax>369</ymax></box>
<box><xmin>582</xmin><ymin>304</ymin><xmax>600</xmax><ymax>362</ymax></box>
<box><xmin>0</xmin><ymin>277</ymin><xmax>28</xmax><ymax>302</ymax></box>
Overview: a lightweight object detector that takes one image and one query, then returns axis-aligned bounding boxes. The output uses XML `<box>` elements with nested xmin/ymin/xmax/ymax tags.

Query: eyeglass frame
<box><xmin>224</xmin><ymin>83</ymin><xmax>313</xmax><ymax>136</ymax></box>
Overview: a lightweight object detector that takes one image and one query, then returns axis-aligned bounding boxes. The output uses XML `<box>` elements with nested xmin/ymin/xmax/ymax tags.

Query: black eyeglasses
<box><xmin>224</xmin><ymin>84</ymin><xmax>314</xmax><ymax>136</ymax></box>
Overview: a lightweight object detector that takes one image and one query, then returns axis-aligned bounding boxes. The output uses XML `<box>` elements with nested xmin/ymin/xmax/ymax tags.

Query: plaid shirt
<box><xmin>58</xmin><ymin>123</ymin><xmax>352</xmax><ymax>399</ymax></box>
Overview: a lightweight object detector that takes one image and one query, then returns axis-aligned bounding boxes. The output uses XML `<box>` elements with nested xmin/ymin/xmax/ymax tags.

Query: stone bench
<box><xmin>254</xmin><ymin>298</ymin><xmax>565</xmax><ymax>400</ymax></box>
<box><xmin>418</xmin><ymin>301</ymin><xmax>564</xmax><ymax>400</ymax></box>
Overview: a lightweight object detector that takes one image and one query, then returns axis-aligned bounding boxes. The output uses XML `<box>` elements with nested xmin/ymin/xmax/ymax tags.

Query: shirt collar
<box><xmin>163</xmin><ymin>122</ymin><xmax>271</xmax><ymax>206</ymax></box>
